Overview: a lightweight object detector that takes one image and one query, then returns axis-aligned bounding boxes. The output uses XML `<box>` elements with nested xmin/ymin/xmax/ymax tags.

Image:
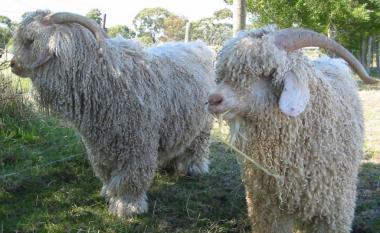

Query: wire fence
<box><xmin>0</xmin><ymin>153</ymin><xmax>85</xmax><ymax>181</ymax></box>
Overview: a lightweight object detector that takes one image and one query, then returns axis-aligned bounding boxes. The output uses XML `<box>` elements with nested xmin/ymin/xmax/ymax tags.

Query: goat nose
<box><xmin>10</xmin><ymin>60</ymin><xmax>15</xmax><ymax>68</ymax></box>
<box><xmin>208</xmin><ymin>94</ymin><xmax>224</xmax><ymax>106</ymax></box>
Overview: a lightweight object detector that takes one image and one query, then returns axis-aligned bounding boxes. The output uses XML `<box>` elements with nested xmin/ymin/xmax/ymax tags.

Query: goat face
<box><xmin>208</xmin><ymin>73</ymin><xmax>310</xmax><ymax>120</ymax></box>
<box><xmin>208</xmin><ymin>30</ymin><xmax>310</xmax><ymax>120</ymax></box>
<box><xmin>11</xmin><ymin>11</ymin><xmax>54</xmax><ymax>78</ymax></box>
<box><xmin>208</xmin><ymin>76</ymin><xmax>280</xmax><ymax>120</ymax></box>
<box><xmin>11</xmin><ymin>10</ymin><xmax>100</xmax><ymax>80</ymax></box>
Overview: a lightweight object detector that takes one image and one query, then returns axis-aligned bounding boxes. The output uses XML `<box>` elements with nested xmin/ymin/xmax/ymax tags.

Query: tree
<box><xmin>214</xmin><ymin>8</ymin><xmax>233</xmax><ymax>20</ymax></box>
<box><xmin>0</xmin><ymin>16</ymin><xmax>12</xmax><ymax>29</ymax></box>
<box><xmin>192</xmin><ymin>9</ymin><xmax>233</xmax><ymax>47</ymax></box>
<box><xmin>86</xmin><ymin>8</ymin><xmax>102</xmax><ymax>25</ymax></box>
<box><xmin>225</xmin><ymin>0</ymin><xmax>380</xmax><ymax>70</ymax></box>
<box><xmin>133</xmin><ymin>7</ymin><xmax>173</xmax><ymax>43</ymax></box>
<box><xmin>107</xmin><ymin>25</ymin><xmax>136</xmax><ymax>38</ymax></box>
<box><xmin>133</xmin><ymin>8</ymin><xmax>190</xmax><ymax>43</ymax></box>
<box><xmin>225</xmin><ymin>0</ymin><xmax>378</xmax><ymax>34</ymax></box>
<box><xmin>137</xmin><ymin>35</ymin><xmax>154</xmax><ymax>46</ymax></box>
<box><xmin>162</xmin><ymin>15</ymin><xmax>187</xmax><ymax>41</ymax></box>
<box><xmin>0</xmin><ymin>15</ymin><xmax>14</xmax><ymax>50</ymax></box>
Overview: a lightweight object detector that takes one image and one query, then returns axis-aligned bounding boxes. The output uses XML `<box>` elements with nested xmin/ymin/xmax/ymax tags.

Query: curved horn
<box><xmin>274</xmin><ymin>28</ymin><xmax>378</xmax><ymax>84</ymax></box>
<box><xmin>41</xmin><ymin>12</ymin><xmax>107</xmax><ymax>56</ymax></box>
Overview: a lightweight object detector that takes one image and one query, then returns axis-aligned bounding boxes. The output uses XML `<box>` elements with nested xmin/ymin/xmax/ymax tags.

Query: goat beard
<box><xmin>228</xmin><ymin>117</ymin><xmax>247</xmax><ymax>146</ymax></box>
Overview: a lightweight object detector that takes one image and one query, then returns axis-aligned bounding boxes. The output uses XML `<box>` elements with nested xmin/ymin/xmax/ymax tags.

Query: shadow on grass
<box><xmin>353</xmin><ymin>161</ymin><xmax>380</xmax><ymax>233</ymax></box>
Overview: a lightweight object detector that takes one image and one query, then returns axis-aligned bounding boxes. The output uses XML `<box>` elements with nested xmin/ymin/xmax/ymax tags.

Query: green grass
<box><xmin>0</xmin><ymin>71</ymin><xmax>379</xmax><ymax>233</ymax></box>
<box><xmin>0</xmin><ymin>116</ymin><xmax>250</xmax><ymax>232</ymax></box>
<box><xmin>0</xmin><ymin>73</ymin><xmax>250</xmax><ymax>232</ymax></box>
<box><xmin>353</xmin><ymin>162</ymin><xmax>380</xmax><ymax>233</ymax></box>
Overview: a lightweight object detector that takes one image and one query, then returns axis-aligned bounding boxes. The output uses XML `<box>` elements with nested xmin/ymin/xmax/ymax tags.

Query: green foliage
<box><xmin>0</xmin><ymin>71</ymin><xmax>29</xmax><ymax>116</ymax></box>
<box><xmin>162</xmin><ymin>15</ymin><xmax>187</xmax><ymax>42</ymax></box>
<box><xmin>107</xmin><ymin>25</ymin><xmax>136</xmax><ymax>39</ymax></box>
<box><xmin>0</xmin><ymin>28</ymin><xmax>12</xmax><ymax>48</ymax></box>
<box><xmin>0</xmin><ymin>16</ymin><xmax>12</xmax><ymax>29</ymax></box>
<box><xmin>137</xmin><ymin>34</ymin><xmax>154</xmax><ymax>46</ymax></box>
<box><xmin>192</xmin><ymin>9</ymin><xmax>233</xmax><ymax>47</ymax></box>
<box><xmin>232</xmin><ymin>0</ymin><xmax>380</xmax><ymax>55</ymax></box>
<box><xmin>132</xmin><ymin>7</ymin><xmax>233</xmax><ymax>44</ymax></box>
<box><xmin>133</xmin><ymin>8</ymin><xmax>190</xmax><ymax>43</ymax></box>
<box><xmin>85</xmin><ymin>8</ymin><xmax>102</xmax><ymax>25</ymax></box>
<box><xmin>133</xmin><ymin>7</ymin><xmax>173</xmax><ymax>43</ymax></box>
<box><xmin>213</xmin><ymin>8</ymin><xmax>233</xmax><ymax>20</ymax></box>
<box><xmin>0</xmin><ymin>15</ymin><xmax>14</xmax><ymax>49</ymax></box>
<box><xmin>340</xmin><ymin>0</ymin><xmax>380</xmax><ymax>52</ymax></box>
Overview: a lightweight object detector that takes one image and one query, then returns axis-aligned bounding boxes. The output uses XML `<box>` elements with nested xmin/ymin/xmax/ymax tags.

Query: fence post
<box><xmin>185</xmin><ymin>22</ymin><xmax>192</xmax><ymax>42</ymax></box>
<box><xmin>102</xmin><ymin>14</ymin><xmax>107</xmax><ymax>31</ymax></box>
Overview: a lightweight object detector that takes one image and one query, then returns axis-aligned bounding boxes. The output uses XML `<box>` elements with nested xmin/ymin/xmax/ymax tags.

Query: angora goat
<box><xmin>208</xmin><ymin>26</ymin><xmax>378</xmax><ymax>233</ymax></box>
<box><xmin>11</xmin><ymin>10</ymin><xmax>215</xmax><ymax>217</ymax></box>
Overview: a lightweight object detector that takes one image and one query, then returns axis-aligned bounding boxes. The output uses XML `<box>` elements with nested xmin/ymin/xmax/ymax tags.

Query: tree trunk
<box><xmin>327</xmin><ymin>24</ymin><xmax>336</xmax><ymax>57</ymax></box>
<box><xmin>233</xmin><ymin>0</ymin><xmax>246</xmax><ymax>37</ymax></box>
<box><xmin>360</xmin><ymin>36</ymin><xmax>367</xmax><ymax>66</ymax></box>
<box><xmin>377</xmin><ymin>40</ymin><xmax>380</xmax><ymax>69</ymax></box>
<box><xmin>327</xmin><ymin>24</ymin><xmax>336</xmax><ymax>40</ymax></box>
<box><xmin>366</xmin><ymin>36</ymin><xmax>373</xmax><ymax>71</ymax></box>
<box><xmin>185</xmin><ymin>22</ymin><xmax>192</xmax><ymax>42</ymax></box>
<box><xmin>102</xmin><ymin>14</ymin><xmax>107</xmax><ymax>30</ymax></box>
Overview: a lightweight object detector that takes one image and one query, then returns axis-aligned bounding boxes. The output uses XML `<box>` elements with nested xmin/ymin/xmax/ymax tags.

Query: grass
<box><xmin>0</xmin><ymin>117</ymin><xmax>250</xmax><ymax>232</ymax></box>
<box><xmin>353</xmin><ymin>162</ymin><xmax>380</xmax><ymax>233</ymax></box>
<box><xmin>353</xmin><ymin>83</ymin><xmax>380</xmax><ymax>233</ymax></box>
<box><xmin>0</xmin><ymin>72</ymin><xmax>250</xmax><ymax>232</ymax></box>
<box><xmin>360</xmin><ymin>88</ymin><xmax>380</xmax><ymax>162</ymax></box>
<box><xmin>0</xmin><ymin>72</ymin><xmax>379</xmax><ymax>233</ymax></box>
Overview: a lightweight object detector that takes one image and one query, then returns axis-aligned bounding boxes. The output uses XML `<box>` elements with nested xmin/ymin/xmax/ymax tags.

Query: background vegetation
<box><xmin>225</xmin><ymin>0</ymin><xmax>380</xmax><ymax>72</ymax></box>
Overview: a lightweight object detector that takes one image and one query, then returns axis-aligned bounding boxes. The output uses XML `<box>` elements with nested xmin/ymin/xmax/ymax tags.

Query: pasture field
<box><xmin>0</xmin><ymin>72</ymin><xmax>379</xmax><ymax>233</ymax></box>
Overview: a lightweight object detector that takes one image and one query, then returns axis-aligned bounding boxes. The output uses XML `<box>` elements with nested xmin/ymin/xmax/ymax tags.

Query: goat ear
<box><xmin>31</xmin><ymin>49</ymin><xmax>52</xmax><ymax>68</ymax></box>
<box><xmin>278</xmin><ymin>71</ymin><xmax>310</xmax><ymax>117</ymax></box>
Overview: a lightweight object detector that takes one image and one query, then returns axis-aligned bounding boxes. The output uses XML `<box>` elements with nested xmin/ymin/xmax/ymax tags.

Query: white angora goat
<box><xmin>11</xmin><ymin>10</ymin><xmax>215</xmax><ymax>218</ymax></box>
<box><xmin>208</xmin><ymin>26</ymin><xmax>378</xmax><ymax>233</ymax></box>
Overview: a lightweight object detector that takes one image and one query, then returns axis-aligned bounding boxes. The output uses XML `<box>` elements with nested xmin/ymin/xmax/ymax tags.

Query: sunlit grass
<box><xmin>360</xmin><ymin>89</ymin><xmax>380</xmax><ymax>163</ymax></box>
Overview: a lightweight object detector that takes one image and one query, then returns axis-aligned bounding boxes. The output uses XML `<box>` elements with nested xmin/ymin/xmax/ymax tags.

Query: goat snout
<box><xmin>10</xmin><ymin>60</ymin><xmax>15</xmax><ymax>68</ymax></box>
<box><xmin>10</xmin><ymin>59</ymin><xmax>28</xmax><ymax>77</ymax></box>
<box><xmin>208</xmin><ymin>94</ymin><xmax>224</xmax><ymax>106</ymax></box>
<box><xmin>207</xmin><ymin>93</ymin><xmax>228</xmax><ymax>114</ymax></box>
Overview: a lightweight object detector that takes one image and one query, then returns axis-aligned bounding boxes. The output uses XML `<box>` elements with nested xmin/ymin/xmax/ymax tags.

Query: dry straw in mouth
<box><xmin>214</xmin><ymin>114</ymin><xmax>284</xmax><ymax>182</ymax></box>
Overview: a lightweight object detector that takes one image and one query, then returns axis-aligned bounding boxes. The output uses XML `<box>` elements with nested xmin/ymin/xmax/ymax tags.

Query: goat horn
<box><xmin>42</xmin><ymin>12</ymin><xmax>107</xmax><ymax>56</ymax></box>
<box><xmin>273</xmin><ymin>28</ymin><xmax>378</xmax><ymax>84</ymax></box>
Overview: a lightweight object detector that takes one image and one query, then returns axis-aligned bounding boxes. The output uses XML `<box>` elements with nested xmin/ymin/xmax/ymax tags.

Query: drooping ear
<box><xmin>278</xmin><ymin>71</ymin><xmax>310</xmax><ymax>117</ymax></box>
<box><xmin>31</xmin><ymin>49</ymin><xmax>53</xmax><ymax>68</ymax></box>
